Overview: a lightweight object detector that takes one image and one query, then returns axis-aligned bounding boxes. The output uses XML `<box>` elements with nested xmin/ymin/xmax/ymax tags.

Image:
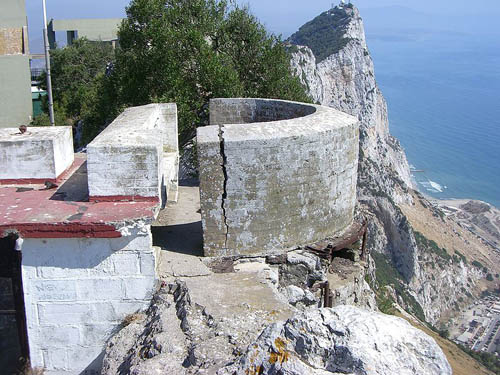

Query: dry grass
<box><xmin>396</xmin><ymin>312</ymin><xmax>494</xmax><ymax>375</ymax></box>
<box><xmin>121</xmin><ymin>312</ymin><xmax>145</xmax><ymax>327</ymax></box>
<box><xmin>17</xmin><ymin>359</ymin><xmax>45</xmax><ymax>375</ymax></box>
<box><xmin>401</xmin><ymin>191</ymin><xmax>500</xmax><ymax>277</ymax></box>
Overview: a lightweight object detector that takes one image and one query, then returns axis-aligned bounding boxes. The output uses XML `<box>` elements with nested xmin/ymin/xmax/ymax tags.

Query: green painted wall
<box><xmin>1</xmin><ymin>0</ymin><xmax>26</xmax><ymax>28</ymax></box>
<box><xmin>0</xmin><ymin>55</ymin><xmax>32</xmax><ymax>127</ymax></box>
<box><xmin>0</xmin><ymin>0</ymin><xmax>33</xmax><ymax>128</ymax></box>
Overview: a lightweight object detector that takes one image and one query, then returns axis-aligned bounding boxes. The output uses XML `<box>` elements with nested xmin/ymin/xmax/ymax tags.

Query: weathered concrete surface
<box><xmin>0</xmin><ymin>155</ymin><xmax>160</xmax><ymax>239</ymax></box>
<box><xmin>0</xmin><ymin>126</ymin><xmax>74</xmax><ymax>180</ymax></box>
<box><xmin>87</xmin><ymin>104</ymin><xmax>178</xmax><ymax>202</ymax></box>
<box><xmin>152</xmin><ymin>184</ymin><xmax>203</xmax><ymax>257</ymax></box>
<box><xmin>197</xmin><ymin>98</ymin><xmax>359</xmax><ymax>257</ymax></box>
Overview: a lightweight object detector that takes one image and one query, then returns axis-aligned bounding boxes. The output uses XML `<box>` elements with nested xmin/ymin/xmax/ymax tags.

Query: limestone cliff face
<box><xmin>289</xmin><ymin>6</ymin><xmax>412</xmax><ymax>205</ymax></box>
<box><xmin>289</xmin><ymin>5</ymin><xmax>481</xmax><ymax>324</ymax></box>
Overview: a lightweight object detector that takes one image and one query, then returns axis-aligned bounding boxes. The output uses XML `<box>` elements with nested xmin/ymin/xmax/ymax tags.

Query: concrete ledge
<box><xmin>0</xmin><ymin>126</ymin><xmax>74</xmax><ymax>180</ymax></box>
<box><xmin>87</xmin><ymin>104</ymin><xmax>179</xmax><ymax>203</ymax></box>
<box><xmin>198</xmin><ymin>98</ymin><xmax>359</xmax><ymax>257</ymax></box>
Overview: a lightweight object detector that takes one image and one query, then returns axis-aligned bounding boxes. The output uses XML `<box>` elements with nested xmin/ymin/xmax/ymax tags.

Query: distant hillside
<box><xmin>288</xmin><ymin>5</ymin><xmax>353</xmax><ymax>63</ymax></box>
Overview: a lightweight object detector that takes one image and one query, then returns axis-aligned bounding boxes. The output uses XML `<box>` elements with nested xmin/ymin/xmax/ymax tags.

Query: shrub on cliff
<box><xmin>288</xmin><ymin>6</ymin><xmax>352</xmax><ymax>63</ymax></box>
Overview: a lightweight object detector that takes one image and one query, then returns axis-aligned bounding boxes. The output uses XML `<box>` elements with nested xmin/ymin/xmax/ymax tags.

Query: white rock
<box><xmin>219</xmin><ymin>305</ymin><xmax>452</xmax><ymax>375</ymax></box>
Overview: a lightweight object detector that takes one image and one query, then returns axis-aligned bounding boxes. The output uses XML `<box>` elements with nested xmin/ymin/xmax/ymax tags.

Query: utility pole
<box><xmin>42</xmin><ymin>0</ymin><xmax>55</xmax><ymax>126</ymax></box>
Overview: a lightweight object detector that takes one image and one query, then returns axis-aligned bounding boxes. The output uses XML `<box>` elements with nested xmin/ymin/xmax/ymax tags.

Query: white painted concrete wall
<box><xmin>21</xmin><ymin>225</ymin><xmax>158</xmax><ymax>374</ymax></box>
<box><xmin>0</xmin><ymin>126</ymin><xmax>74</xmax><ymax>180</ymax></box>
<box><xmin>87</xmin><ymin>104</ymin><xmax>178</xmax><ymax>202</ymax></box>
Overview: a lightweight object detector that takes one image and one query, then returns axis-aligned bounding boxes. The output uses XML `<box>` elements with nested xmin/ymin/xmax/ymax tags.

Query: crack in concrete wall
<box><xmin>218</xmin><ymin>124</ymin><xmax>229</xmax><ymax>249</ymax></box>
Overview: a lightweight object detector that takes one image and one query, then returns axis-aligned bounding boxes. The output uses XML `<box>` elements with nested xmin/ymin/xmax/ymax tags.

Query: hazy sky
<box><xmin>27</xmin><ymin>0</ymin><xmax>500</xmax><ymax>51</ymax></box>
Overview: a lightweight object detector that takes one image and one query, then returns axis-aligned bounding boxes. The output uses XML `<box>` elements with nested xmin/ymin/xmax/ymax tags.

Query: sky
<box><xmin>26</xmin><ymin>0</ymin><xmax>500</xmax><ymax>52</ymax></box>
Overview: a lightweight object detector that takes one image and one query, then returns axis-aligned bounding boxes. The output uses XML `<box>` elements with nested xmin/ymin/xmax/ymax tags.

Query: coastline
<box><xmin>420</xmin><ymin>193</ymin><xmax>499</xmax><ymax>252</ymax></box>
<box><xmin>408</xmin><ymin>171</ymin><xmax>499</xmax><ymax>251</ymax></box>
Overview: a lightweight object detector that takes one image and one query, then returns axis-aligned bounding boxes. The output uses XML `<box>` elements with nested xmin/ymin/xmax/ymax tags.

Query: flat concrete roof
<box><xmin>0</xmin><ymin>154</ymin><xmax>159</xmax><ymax>239</ymax></box>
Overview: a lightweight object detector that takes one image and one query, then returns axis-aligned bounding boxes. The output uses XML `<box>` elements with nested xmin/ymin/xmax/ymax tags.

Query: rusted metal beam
<box><xmin>360</xmin><ymin>227</ymin><xmax>368</xmax><ymax>261</ymax></box>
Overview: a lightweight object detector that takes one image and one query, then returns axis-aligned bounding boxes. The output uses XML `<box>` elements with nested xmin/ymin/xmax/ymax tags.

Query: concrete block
<box><xmin>0</xmin><ymin>126</ymin><xmax>74</xmax><ymax>180</ymax></box>
<box><xmin>34</xmin><ymin>279</ymin><xmax>77</xmax><ymax>301</ymax></box>
<box><xmin>112</xmin><ymin>252</ymin><xmax>140</xmax><ymax>275</ymax></box>
<box><xmin>139</xmin><ymin>251</ymin><xmax>157</xmax><ymax>276</ymax></box>
<box><xmin>38</xmin><ymin>303</ymin><xmax>93</xmax><ymax>325</ymax></box>
<box><xmin>38</xmin><ymin>325</ymin><xmax>80</xmax><ymax>347</ymax></box>
<box><xmin>123</xmin><ymin>277</ymin><xmax>156</xmax><ymax>300</ymax></box>
<box><xmin>76</xmin><ymin>278</ymin><xmax>124</xmax><ymax>301</ymax></box>
<box><xmin>109</xmin><ymin>231</ymin><xmax>152</xmax><ymax>251</ymax></box>
<box><xmin>43</xmin><ymin>348</ymin><xmax>68</xmax><ymax>370</ymax></box>
<box><xmin>64</xmin><ymin>346</ymin><xmax>104</xmax><ymax>374</ymax></box>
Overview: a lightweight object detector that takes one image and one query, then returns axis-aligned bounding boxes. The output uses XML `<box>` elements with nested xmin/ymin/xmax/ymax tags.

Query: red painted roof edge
<box><xmin>0</xmin><ymin>223</ymin><xmax>122</xmax><ymax>239</ymax></box>
<box><xmin>89</xmin><ymin>195</ymin><xmax>160</xmax><ymax>203</ymax></box>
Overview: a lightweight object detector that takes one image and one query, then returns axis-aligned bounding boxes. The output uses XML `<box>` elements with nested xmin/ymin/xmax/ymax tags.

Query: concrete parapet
<box><xmin>87</xmin><ymin>103</ymin><xmax>179</xmax><ymax>203</ymax></box>
<box><xmin>0</xmin><ymin>126</ymin><xmax>74</xmax><ymax>181</ymax></box>
<box><xmin>197</xmin><ymin>98</ymin><xmax>359</xmax><ymax>257</ymax></box>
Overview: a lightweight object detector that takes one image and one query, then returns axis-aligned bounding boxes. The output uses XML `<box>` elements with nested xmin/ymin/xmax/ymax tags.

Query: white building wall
<box><xmin>21</xmin><ymin>225</ymin><xmax>158</xmax><ymax>374</ymax></box>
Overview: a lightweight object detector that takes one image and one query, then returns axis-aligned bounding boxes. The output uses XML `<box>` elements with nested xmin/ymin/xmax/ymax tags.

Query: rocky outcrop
<box><xmin>218</xmin><ymin>305</ymin><xmax>452</xmax><ymax>375</ymax></box>
<box><xmin>101</xmin><ymin>279</ymin><xmax>279</xmax><ymax>375</ymax></box>
<box><xmin>278</xmin><ymin>250</ymin><xmax>377</xmax><ymax>311</ymax></box>
<box><xmin>102</xmin><ymin>280</ymin><xmax>450</xmax><ymax>375</ymax></box>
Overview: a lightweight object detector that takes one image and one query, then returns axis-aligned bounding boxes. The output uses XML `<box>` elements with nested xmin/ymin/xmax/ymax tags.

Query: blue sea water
<box><xmin>365</xmin><ymin>31</ymin><xmax>500</xmax><ymax>208</ymax></box>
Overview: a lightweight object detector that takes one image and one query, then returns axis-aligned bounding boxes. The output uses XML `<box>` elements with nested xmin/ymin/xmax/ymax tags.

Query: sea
<box><xmin>365</xmin><ymin>31</ymin><xmax>500</xmax><ymax>208</ymax></box>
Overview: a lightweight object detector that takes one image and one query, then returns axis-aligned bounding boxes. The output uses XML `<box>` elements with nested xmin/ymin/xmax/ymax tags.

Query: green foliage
<box><xmin>46</xmin><ymin>39</ymin><xmax>114</xmax><ymax>119</ymax></box>
<box><xmin>458</xmin><ymin>344</ymin><xmax>500</xmax><ymax>374</ymax></box>
<box><xmin>113</xmin><ymin>0</ymin><xmax>310</xmax><ymax>142</ymax></box>
<box><xmin>376</xmin><ymin>290</ymin><xmax>396</xmax><ymax>315</ymax></box>
<box><xmin>414</xmin><ymin>231</ymin><xmax>451</xmax><ymax>262</ymax></box>
<box><xmin>372</xmin><ymin>252</ymin><xmax>426</xmax><ymax>322</ymax></box>
<box><xmin>36</xmin><ymin>39</ymin><xmax>116</xmax><ymax>144</ymax></box>
<box><xmin>31</xmin><ymin>102</ymin><xmax>71</xmax><ymax>127</ymax></box>
<box><xmin>454</xmin><ymin>250</ymin><xmax>467</xmax><ymax>264</ymax></box>
<box><xmin>288</xmin><ymin>7</ymin><xmax>352</xmax><ymax>62</ymax></box>
<box><xmin>487</xmin><ymin>273</ymin><xmax>494</xmax><ymax>281</ymax></box>
<box><xmin>472</xmin><ymin>260</ymin><xmax>484</xmax><ymax>269</ymax></box>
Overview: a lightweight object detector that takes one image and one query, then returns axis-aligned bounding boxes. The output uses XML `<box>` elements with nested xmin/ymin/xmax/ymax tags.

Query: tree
<box><xmin>37</xmin><ymin>0</ymin><xmax>310</xmax><ymax>145</ymax></box>
<box><xmin>34</xmin><ymin>38</ymin><xmax>116</xmax><ymax>144</ymax></box>
<box><xmin>113</xmin><ymin>0</ymin><xmax>310</xmax><ymax>142</ymax></box>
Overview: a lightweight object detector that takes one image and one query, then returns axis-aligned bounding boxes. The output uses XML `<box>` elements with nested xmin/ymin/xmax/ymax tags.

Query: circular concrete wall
<box><xmin>197</xmin><ymin>98</ymin><xmax>359</xmax><ymax>257</ymax></box>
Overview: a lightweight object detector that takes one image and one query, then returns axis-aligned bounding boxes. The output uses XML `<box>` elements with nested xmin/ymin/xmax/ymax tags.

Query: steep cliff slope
<box><xmin>289</xmin><ymin>4</ymin><xmax>499</xmax><ymax>326</ymax></box>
